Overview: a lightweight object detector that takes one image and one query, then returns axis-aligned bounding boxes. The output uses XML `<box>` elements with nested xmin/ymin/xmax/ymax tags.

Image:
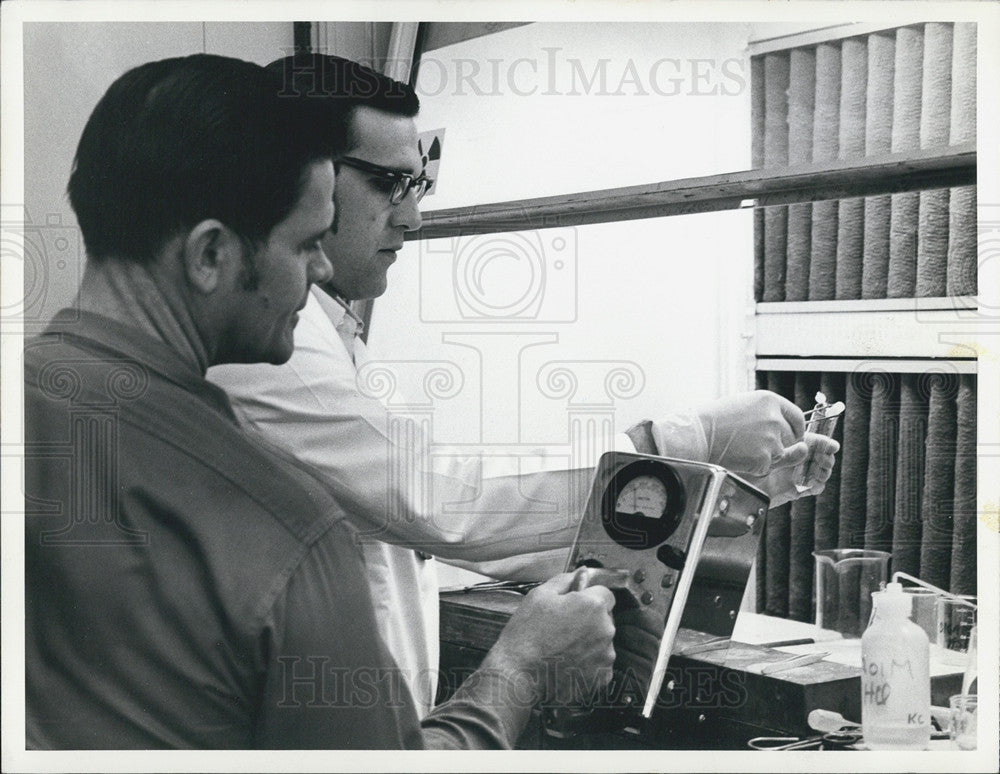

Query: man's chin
<box><xmin>223</xmin><ymin>349</ymin><xmax>292</xmax><ymax>367</ymax></box>
<box><xmin>265</xmin><ymin>348</ymin><xmax>294</xmax><ymax>366</ymax></box>
<box><xmin>366</xmin><ymin>275</ymin><xmax>390</xmax><ymax>300</ymax></box>
<box><xmin>268</xmin><ymin>335</ymin><xmax>296</xmax><ymax>365</ymax></box>
<box><xmin>240</xmin><ymin>335</ymin><xmax>295</xmax><ymax>367</ymax></box>
<box><xmin>353</xmin><ymin>267</ymin><xmax>392</xmax><ymax>301</ymax></box>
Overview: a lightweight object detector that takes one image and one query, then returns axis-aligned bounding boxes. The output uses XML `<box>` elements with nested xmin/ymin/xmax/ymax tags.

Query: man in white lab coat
<box><xmin>208</xmin><ymin>54</ymin><xmax>838</xmax><ymax>717</ymax></box>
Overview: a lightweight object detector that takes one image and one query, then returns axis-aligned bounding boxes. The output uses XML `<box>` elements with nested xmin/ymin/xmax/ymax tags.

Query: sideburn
<box><xmin>238</xmin><ymin>239</ymin><xmax>261</xmax><ymax>292</ymax></box>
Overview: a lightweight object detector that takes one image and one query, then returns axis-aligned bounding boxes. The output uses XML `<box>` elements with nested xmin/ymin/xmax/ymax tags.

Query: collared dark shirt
<box><xmin>24</xmin><ymin>311</ymin><xmax>431</xmax><ymax>749</ymax></box>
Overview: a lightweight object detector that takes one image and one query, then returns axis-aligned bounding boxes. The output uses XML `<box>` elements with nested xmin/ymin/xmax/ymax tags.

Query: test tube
<box><xmin>795</xmin><ymin>392</ymin><xmax>845</xmax><ymax>493</ymax></box>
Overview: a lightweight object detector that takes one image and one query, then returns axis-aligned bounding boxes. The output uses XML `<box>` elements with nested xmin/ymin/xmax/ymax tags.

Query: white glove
<box><xmin>743</xmin><ymin>432</ymin><xmax>840</xmax><ymax>507</ymax></box>
<box><xmin>650</xmin><ymin>390</ymin><xmax>807</xmax><ymax>477</ymax></box>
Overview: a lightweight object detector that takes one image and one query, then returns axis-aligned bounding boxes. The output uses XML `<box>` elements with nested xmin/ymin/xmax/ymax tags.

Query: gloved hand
<box><xmin>744</xmin><ymin>432</ymin><xmax>840</xmax><ymax>507</ymax></box>
<box><xmin>647</xmin><ymin>390</ymin><xmax>807</xmax><ymax>477</ymax></box>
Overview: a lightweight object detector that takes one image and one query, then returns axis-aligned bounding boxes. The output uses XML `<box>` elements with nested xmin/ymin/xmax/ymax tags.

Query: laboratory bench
<box><xmin>437</xmin><ymin>590</ymin><xmax>965</xmax><ymax>750</ymax></box>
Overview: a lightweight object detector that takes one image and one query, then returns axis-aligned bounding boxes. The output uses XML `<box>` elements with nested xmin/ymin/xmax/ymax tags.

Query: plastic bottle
<box><xmin>861</xmin><ymin>582</ymin><xmax>931</xmax><ymax>749</ymax></box>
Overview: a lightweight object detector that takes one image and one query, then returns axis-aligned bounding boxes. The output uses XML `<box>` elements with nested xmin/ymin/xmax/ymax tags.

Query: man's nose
<box><xmin>390</xmin><ymin>189</ymin><xmax>423</xmax><ymax>232</ymax></box>
<box><xmin>309</xmin><ymin>247</ymin><xmax>334</xmax><ymax>285</ymax></box>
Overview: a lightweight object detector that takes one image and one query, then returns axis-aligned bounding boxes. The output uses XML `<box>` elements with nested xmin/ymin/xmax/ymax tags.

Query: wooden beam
<box><xmin>407</xmin><ymin>142</ymin><xmax>975</xmax><ymax>240</ymax></box>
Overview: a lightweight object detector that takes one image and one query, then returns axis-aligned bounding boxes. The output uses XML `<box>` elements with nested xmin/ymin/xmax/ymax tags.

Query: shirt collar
<box><xmin>312</xmin><ymin>285</ymin><xmax>365</xmax><ymax>336</ymax></box>
<box><xmin>40</xmin><ymin>308</ymin><xmax>237</xmax><ymax>420</ymax></box>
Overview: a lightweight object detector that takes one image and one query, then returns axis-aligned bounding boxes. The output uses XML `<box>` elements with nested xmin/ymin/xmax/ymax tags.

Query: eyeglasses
<box><xmin>337</xmin><ymin>156</ymin><xmax>434</xmax><ymax>205</ymax></box>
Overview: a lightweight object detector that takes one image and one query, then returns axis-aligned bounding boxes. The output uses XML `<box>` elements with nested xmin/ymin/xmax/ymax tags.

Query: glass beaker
<box><xmin>902</xmin><ymin>586</ymin><xmax>939</xmax><ymax>642</ymax></box>
<box><xmin>962</xmin><ymin>625</ymin><xmax>978</xmax><ymax>696</ymax></box>
<box><xmin>813</xmin><ymin>549</ymin><xmax>890</xmax><ymax>638</ymax></box>
<box><xmin>936</xmin><ymin>595</ymin><xmax>977</xmax><ymax>666</ymax></box>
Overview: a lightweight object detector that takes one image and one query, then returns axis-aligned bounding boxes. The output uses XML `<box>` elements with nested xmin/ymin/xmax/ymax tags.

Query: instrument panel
<box><xmin>566</xmin><ymin>452</ymin><xmax>770</xmax><ymax>718</ymax></box>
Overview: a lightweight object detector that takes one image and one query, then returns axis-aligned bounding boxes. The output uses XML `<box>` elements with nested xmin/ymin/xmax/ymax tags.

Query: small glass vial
<box><xmin>861</xmin><ymin>582</ymin><xmax>931</xmax><ymax>750</ymax></box>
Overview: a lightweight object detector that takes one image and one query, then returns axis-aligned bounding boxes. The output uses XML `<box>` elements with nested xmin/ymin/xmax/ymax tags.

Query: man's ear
<box><xmin>181</xmin><ymin>220</ymin><xmax>242</xmax><ymax>295</ymax></box>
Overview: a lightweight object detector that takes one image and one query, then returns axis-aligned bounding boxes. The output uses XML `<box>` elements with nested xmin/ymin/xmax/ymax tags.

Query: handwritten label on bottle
<box><xmin>861</xmin><ymin>656</ymin><xmax>924</xmax><ymax>723</ymax></box>
<box><xmin>861</xmin><ymin>656</ymin><xmax>927</xmax><ymax>726</ymax></box>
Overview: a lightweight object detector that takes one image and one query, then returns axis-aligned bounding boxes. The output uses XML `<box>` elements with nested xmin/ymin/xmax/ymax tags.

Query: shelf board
<box><xmin>755</xmin><ymin>299</ymin><xmax>982</xmax><ymax>361</ymax></box>
<box><xmin>756</xmin><ymin>358</ymin><xmax>978</xmax><ymax>374</ymax></box>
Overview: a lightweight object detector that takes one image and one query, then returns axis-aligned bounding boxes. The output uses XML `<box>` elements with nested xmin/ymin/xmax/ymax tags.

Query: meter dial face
<box><xmin>601</xmin><ymin>460</ymin><xmax>685</xmax><ymax>550</ymax></box>
<box><xmin>615</xmin><ymin>475</ymin><xmax>668</xmax><ymax>520</ymax></box>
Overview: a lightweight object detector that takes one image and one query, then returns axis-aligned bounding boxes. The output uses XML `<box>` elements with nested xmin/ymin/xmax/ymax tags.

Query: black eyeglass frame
<box><xmin>337</xmin><ymin>156</ymin><xmax>434</xmax><ymax>205</ymax></box>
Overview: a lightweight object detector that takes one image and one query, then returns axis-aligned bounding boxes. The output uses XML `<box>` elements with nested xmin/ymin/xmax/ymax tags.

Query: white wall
<box><xmin>412</xmin><ymin>22</ymin><xmax>754</xmax><ymax>203</ymax></box>
<box><xmin>21</xmin><ymin>22</ymin><xmax>295</xmax><ymax>326</ymax></box>
<box><xmin>369</xmin><ymin>22</ymin><xmax>756</xmax><ymax>444</ymax></box>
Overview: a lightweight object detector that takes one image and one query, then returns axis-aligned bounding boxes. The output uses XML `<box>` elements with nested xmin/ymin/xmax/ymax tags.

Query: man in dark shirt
<box><xmin>24</xmin><ymin>53</ymin><xmax>616</xmax><ymax>749</ymax></box>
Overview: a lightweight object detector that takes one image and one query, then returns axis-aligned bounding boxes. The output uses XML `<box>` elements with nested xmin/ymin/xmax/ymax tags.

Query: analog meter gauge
<box><xmin>615</xmin><ymin>475</ymin><xmax>668</xmax><ymax>520</ymax></box>
<box><xmin>600</xmin><ymin>459</ymin><xmax>685</xmax><ymax>550</ymax></box>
